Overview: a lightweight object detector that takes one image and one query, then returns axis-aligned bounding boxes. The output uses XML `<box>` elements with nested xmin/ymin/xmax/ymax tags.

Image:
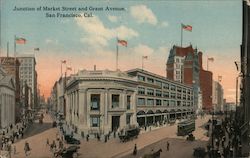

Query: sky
<box><xmin>0</xmin><ymin>0</ymin><xmax>242</xmax><ymax>102</ymax></box>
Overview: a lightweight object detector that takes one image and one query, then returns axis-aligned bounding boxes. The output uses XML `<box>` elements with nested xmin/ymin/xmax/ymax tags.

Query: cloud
<box><xmin>130</xmin><ymin>5</ymin><xmax>158</xmax><ymax>25</ymax></box>
<box><xmin>75</xmin><ymin>16</ymin><xmax>138</xmax><ymax>47</ymax></box>
<box><xmin>132</xmin><ymin>44</ymin><xmax>154</xmax><ymax>56</ymax></box>
<box><xmin>45</xmin><ymin>39</ymin><xmax>59</xmax><ymax>45</ymax></box>
<box><xmin>108</xmin><ymin>15</ymin><xmax>120</xmax><ymax>23</ymax></box>
<box><xmin>160</xmin><ymin>21</ymin><xmax>169</xmax><ymax>27</ymax></box>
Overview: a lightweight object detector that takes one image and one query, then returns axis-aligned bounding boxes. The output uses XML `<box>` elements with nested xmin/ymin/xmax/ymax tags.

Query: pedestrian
<box><xmin>97</xmin><ymin>133</ymin><xmax>100</xmax><ymax>141</ymax></box>
<box><xmin>13</xmin><ymin>145</ymin><xmax>16</xmax><ymax>155</ymax></box>
<box><xmin>59</xmin><ymin>140</ymin><xmax>63</xmax><ymax>149</ymax></box>
<box><xmin>24</xmin><ymin>141</ymin><xmax>31</xmax><ymax>156</ymax></box>
<box><xmin>52</xmin><ymin>140</ymin><xmax>56</xmax><ymax>148</ymax></box>
<box><xmin>167</xmin><ymin>141</ymin><xmax>170</xmax><ymax>151</ymax></box>
<box><xmin>104</xmin><ymin>135</ymin><xmax>107</xmax><ymax>143</ymax></box>
<box><xmin>46</xmin><ymin>138</ymin><xmax>49</xmax><ymax>147</ymax></box>
<box><xmin>86</xmin><ymin>134</ymin><xmax>89</xmax><ymax>142</ymax></box>
<box><xmin>133</xmin><ymin>144</ymin><xmax>137</xmax><ymax>155</ymax></box>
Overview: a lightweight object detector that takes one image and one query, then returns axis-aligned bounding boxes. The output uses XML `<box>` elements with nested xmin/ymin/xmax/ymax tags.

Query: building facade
<box><xmin>0</xmin><ymin>57</ymin><xmax>21</xmax><ymax>122</ymax></box>
<box><xmin>64</xmin><ymin>69</ymin><xmax>195</xmax><ymax>135</ymax></box>
<box><xmin>65</xmin><ymin>70</ymin><xmax>138</xmax><ymax>135</ymax></box>
<box><xmin>17</xmin><ymin>54</ymin><xmax>37</xmax><ymax>109</ymax></box>
<box><xmin>0</xmin><ymin>66</ymin><xmax>16</xmax><ymax>128</ymax></box>
<box><xmin>127</xmin><ymin>69</ymin><xmax>194</xmax><ymax>127</ymax></box>
<box><xmin>212</xmin><ymin>81</ymin><xmax>224</xmax><ymax>112</ymax></box>
<box><xmin>166</xmin><ymin>45</ymin><xmax>213</xmax><ymax>112</ymax></box>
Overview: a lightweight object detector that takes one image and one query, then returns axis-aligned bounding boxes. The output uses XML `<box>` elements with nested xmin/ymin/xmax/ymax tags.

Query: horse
<box><xmin>142</xmin><ymin>149</ymin><xmax>162</xmax><ymax>158</ymax></box>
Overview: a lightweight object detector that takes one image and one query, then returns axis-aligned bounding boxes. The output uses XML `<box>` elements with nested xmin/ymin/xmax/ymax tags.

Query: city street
<box><xmin>77</xmin><ymin>115</ymin><xmax>210</xmax><ymax>158</ymax></box>
<box><xmin>12</xmin><ymin>111</ymin><xmax>56</xmax><ymax>158</ymax></box>
<box><xmin>7</xmin><ymin>113</ymin><xmax>210</xmax><ymax>158</ymax></box>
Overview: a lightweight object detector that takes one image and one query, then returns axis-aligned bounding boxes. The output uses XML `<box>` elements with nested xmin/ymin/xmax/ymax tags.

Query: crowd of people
<box><xmin>207</xmin><ymin>118</ymin><xmax>242</xmax><ymax>157</ymax></box>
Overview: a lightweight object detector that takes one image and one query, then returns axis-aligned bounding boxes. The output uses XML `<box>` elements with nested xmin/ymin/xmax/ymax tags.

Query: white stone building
<box><xmin>65</xmin><ymin>70</ymin><xmax>138</xmax><ymax>135</ymax></box>
<box><xmin>0</xmin><ymin>66</ymin><xmax>15</xmax><ymax>128</ymax></box>
<box><xmin>127</xmin><ymin>69</ymin><xmax>195</xmax><ymax>126</ymax></box>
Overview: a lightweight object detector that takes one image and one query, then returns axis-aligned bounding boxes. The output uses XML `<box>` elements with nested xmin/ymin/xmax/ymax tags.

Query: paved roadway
<box><xmin>9</xmin><ymin>112</ymin><xmax>210</xmax><ymax>158</ymax></box>
<box><xmin>77</xmin><ymin>115</ymin><xmax>210</xmax><ymax>158</ymax></box>
<box><xmin>12</xmin><ymin>111</ymin><xmax>57</xmax><ymax>158</ymax></box>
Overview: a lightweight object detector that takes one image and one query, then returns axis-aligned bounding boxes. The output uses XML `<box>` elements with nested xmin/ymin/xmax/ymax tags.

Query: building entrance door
<box><xmin>112</xmin><ymin>116</ymin><xmax>120</xmax><ymax>131</ymax></box>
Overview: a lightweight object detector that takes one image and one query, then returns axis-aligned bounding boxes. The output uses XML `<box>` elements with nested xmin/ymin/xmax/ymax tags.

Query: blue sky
<box><xmin>0</xmin><ymin>0</ymin><xmax>242</xmax><ymax>101</ymax></box>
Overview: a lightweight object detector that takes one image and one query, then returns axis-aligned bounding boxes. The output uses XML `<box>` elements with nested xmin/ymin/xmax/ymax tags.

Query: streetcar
<box><xmin>177</xmin><ymin>119</ymin><xmax>195</xmax><ymax>136</ymax></box>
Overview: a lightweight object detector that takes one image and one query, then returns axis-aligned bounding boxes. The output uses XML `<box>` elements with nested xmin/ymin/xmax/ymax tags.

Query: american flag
<box><xmin>117</xmin><ymin>39</ymin><xmax>128</xmax><ymax>47</ymax></box>
<box><xmin>181</xmin><ymin>24</ymin><xmax>192</xmax><ymax>32</ymax></box>
<box><xmin>15</xmin><ymin>38</ymin><xmax>26</xmax><ymax>44</ymax></box>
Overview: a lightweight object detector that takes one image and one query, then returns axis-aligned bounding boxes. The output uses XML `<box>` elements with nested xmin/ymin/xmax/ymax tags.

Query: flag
<box><xmin>218</xmin><ymin>76</ymin><xmax>222</xmax><ymax>82</ymax></box>
<box><xmin>117</xmin><ymin>39</ymin><xmax>128</xmax><ymax>47</ymax></box>
<box><xmin>61</xmin><ymin>60</ymin><xmax>66</xmax><ymax>64</ymax></box>
<box><xmin>208</xmin><ymin>57</ymin><xmax>214</xmax><ymax>62</ymax></box>
<box><xmin>34</xmin><ymin>48</ymin><xmax>39</xmax><ymax>51</ymax></box>
<box><xmin>15</xmin><ymin>38</ymin><xmax>26</xmax><ymax>44</ymax></box>
<box><xmin>67</xmin><ymin>67</ymin><xmax>72</xmax><ymax>71</ymax></box>
<box><xmin>181</xmin><ymin>24</ymin><xmax>192</xmax><ymax>32</ymax></box>
<box><xmin>143</xmin><ymin>56</ymin><xmax>148</xmax><ymax>59</ymax></box>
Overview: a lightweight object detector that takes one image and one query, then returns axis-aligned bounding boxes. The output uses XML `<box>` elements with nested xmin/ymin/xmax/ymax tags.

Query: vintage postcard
<box><xmin>0</xmin><ymin>0</ymin><xmax>246</xmax><ymax>158</ymax></box>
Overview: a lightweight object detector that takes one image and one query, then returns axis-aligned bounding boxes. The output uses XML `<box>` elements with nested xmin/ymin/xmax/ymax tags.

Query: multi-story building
<box><xmin>64</xmin><ymin>69</ymin><xmax>194</xmax><ymax>135</ymax></box>
<box><xmin>0</xmin><ymin>66</ymin><xmax>16</xmax><ymax>129</ymax></box>
<box><xmin>0</xmin><ymin>57</ymin><xmax>21</xmax><ymax>121</ymax></box>
<box><xmin>212</xmin><ymin>81</ymin><xmax>224</xmax><ymax>112</ymax></box>
<box><xmin>65</xmin><ymin>70</ymin><xmax>138</xmax><ymax>135</ymax></box>
<box><xmin>166</xmin><ymin>45</ymin><xmax>212</xmax><ymax>112</ymax></box>
<box><xmin>17</xmin><ymin>54</ymin><xmax>37</xmax><ymax>109</ymax></box>
<box><xmin>50</xmin><ymin>77</ymin><xmax>68</xmax><ymax>117</ymax></box>
<box><xmin>127</xmin><ymin>69</ymin><xmax>194</xmax><ymax>127</ymax></box>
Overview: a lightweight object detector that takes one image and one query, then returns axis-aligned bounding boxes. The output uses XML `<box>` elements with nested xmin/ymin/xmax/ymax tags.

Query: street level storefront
<box><xmin>65</xmin><ymin>70</ymin><xmax>138</xmax><ymax>135</ymax></box>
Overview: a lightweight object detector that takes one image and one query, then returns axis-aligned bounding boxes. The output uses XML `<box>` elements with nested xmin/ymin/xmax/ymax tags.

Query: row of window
<box><xmin>90</xmin><ymin>94</ymin><xmax>131</xmax><ymax>110</ymax></box>
<box><xmin>90</xmin><ymin>114</ymin><xmax>132</xmax><ymax>127</ymax></box>
<box><xmin>138</xmin><ymin>87</ymin><xmax>192</xmax><ymax>100</ymax></box>
<box><xmin>137</xmin><ymin>98</ymin><xmax>193</xmax><ymax>107</ymax></box>
<box><xmin>138</xmin><ymin>75</ymin><xmax>191</xmax><ymax>93</ymax></box>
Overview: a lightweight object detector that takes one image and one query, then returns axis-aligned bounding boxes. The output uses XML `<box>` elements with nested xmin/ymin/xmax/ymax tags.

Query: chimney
<box><xmin>94</xmin><ymin>65</ymin><xmax>96</xmax><ymax>71</ymax></box>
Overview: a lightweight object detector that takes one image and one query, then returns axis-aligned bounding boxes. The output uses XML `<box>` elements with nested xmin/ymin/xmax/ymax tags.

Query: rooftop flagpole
<box><xmin>181</xmin><ymin>23</ymin><xmax>183</xmax><ymax>47</ymax></box>
<box><xmin>14</xmin><ymin>35</ymin><xmax>16</xmax><ymax>57</ymax></box>
<box><xmin>116</xmin><ymin>37</ymin><xmax>119</xmax><ymax>71</ymax></box>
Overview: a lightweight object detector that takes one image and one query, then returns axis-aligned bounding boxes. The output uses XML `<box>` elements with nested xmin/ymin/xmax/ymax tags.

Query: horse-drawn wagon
<box><xmin>118</xmin><ymin>126</ymin><xmax>140</xmax><ymax>142</ymax></box>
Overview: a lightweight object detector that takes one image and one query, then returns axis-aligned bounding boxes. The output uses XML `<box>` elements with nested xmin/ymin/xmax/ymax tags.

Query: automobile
<box><xmin>54</xmin><ymin>145</ymin><xmax>80</xmax><ymax>158</ymax></box>
<box><xmin>64</xmin><ymin>135</ymin><xmax>80</xmax><ymax>145</ymax></box>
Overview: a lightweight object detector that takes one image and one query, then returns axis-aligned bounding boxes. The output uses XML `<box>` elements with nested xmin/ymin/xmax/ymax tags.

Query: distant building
<box><xmin>224</xmin><ymin>102</ymin><xmax>236</xmax><ymax>112</ymax></box>
<box><xmin>166</xmin><ymin>45</ymin><xmax>213</xmax><ymax>112</ymax></box>
<box><xmin>212</xmin><ymin>81</ymin><xmax>224</xmax><ymax>112</ymax></box>
<box><xmin>17</xmin><ymin>54</ymin><xmax>37</xmax><ymax>109</ymax></box>
<box><xmin>0</xmin><ymin>66</ymin><xmax>16</xmax><ymax>128</ymax></box>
